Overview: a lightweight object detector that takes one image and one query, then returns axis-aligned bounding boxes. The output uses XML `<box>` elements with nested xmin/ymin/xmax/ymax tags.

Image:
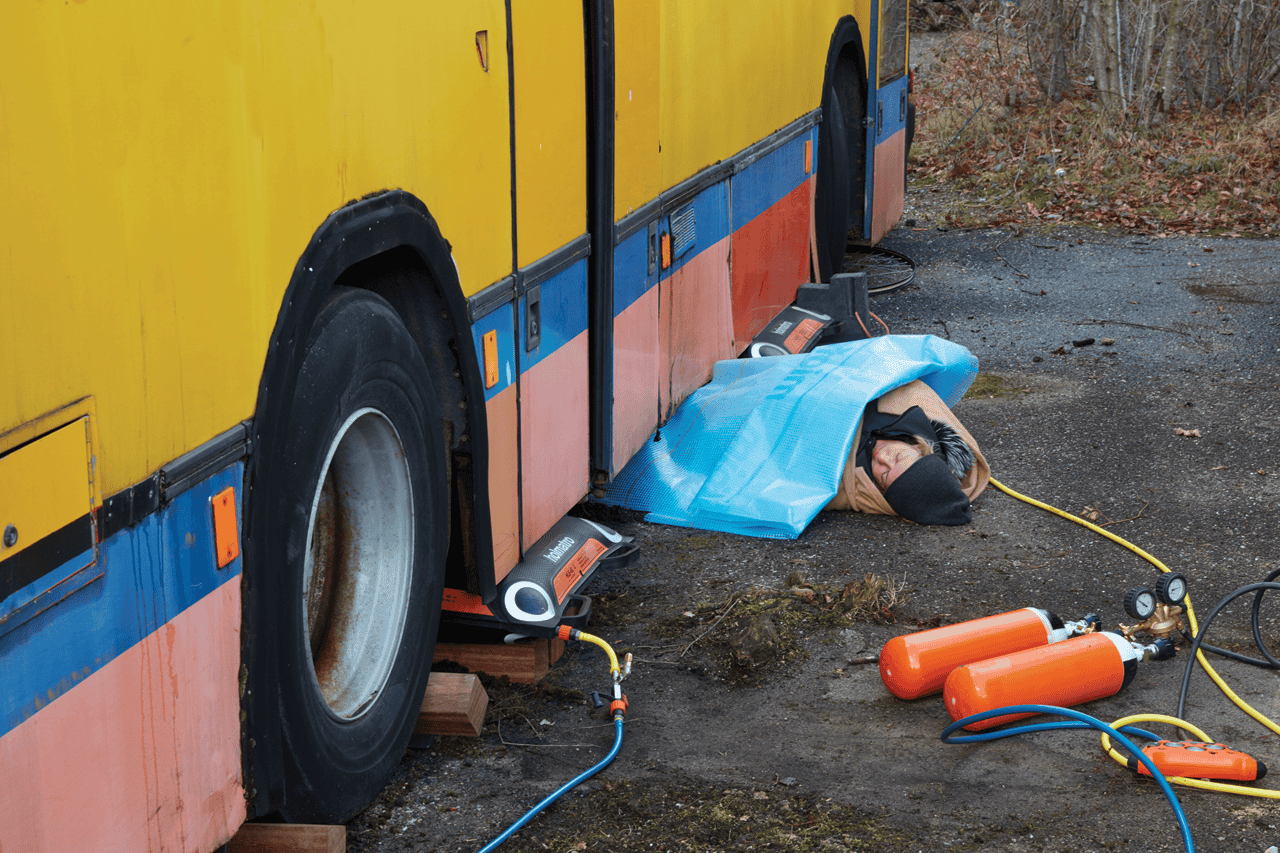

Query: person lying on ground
<box><xmin>824</xmin><ymin>379</ymin><xmax>989</xmax><ymax>525</ymax></box>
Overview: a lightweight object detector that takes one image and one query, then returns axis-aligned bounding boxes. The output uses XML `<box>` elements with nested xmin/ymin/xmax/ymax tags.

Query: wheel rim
<box><xmin>842</xmin><ymin>245</ymin><xmax>917</xmax><ymax>294</ymax></box>
<box><xmin>302</xmin><ymin>408</ymin><xmax>414</xmax><ymax>721</ymax></box>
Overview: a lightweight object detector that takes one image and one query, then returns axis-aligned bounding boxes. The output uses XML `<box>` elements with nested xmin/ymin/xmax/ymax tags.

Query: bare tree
<box><xmin>998</xmin><ymin>0</ymin><xmax>1277</xmax><ymax>125</ymax></box>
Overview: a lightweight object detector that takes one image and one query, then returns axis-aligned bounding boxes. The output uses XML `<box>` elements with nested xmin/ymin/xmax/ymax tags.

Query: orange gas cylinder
<box><xmin>943</xmin><ymin>631</ymin><xmax>1158</xmax><ymax>731</ymax></box>
<box><xmin>879</xmin><ymin>608</ymin><xmax>1093</xmax><ymax>700</ymax></box>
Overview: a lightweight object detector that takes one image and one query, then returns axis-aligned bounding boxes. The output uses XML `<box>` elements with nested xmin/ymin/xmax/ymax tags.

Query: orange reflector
<box><xmin>211</xmin><ymin>486</ymin><xmax>239</xmax><ymax>569</ymax></box>
<box><xmin>483</xmin><ymin>330</ymin><xmax>499</xmax><ymax>388</ymax></box>
<box><xmin>804</xmin><ymin>139</ymin><xmax>813</xmax><ymax>174</ymax></box>
<box><xmin>660</xmin><ymin>233</ymin><xmax>672</xmax><ymax>270</ymax></box>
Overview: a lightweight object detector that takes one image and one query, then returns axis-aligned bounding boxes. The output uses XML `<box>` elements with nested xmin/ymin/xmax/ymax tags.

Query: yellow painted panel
<box><xmin>614</xmin><ymin>0</ymin><xmax>661</xmax><ymax>220</ymax></box>
<box><xmin>658</xmin><ymin>0</ymin><xmax>869</xmax><ymax>189</ymax></box>
<box><xmin>512</xmin><ymin>0</ymin><xmax>587</xmax><ymax>266</ymax></box>
<box><xmin>1</xmin><ymin>2</ymin><xmax>513</xmax><ymax>496</ymax></box>
<box><xmin>0</xmin><ymin>419</ymin><xmax>93</xmax><ymax>565</ymax></box>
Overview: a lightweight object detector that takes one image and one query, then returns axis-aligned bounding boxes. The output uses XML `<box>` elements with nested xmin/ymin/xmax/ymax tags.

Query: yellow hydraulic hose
<box><xmin>558</xmin><ymin>626</ymin><xmax>622</xmax><ymax>679</ymax></box>
<box><xmin>989</xmin><ymin>477</ymin><xmax>1280</xmax><ymax>739</ymax></box>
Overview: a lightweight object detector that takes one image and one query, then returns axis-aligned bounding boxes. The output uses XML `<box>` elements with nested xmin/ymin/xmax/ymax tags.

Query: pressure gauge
<box><xmin>1156</xmin><ymin>573</ymin><xmax>1188</xmax><ymax>606</ymax></box>
<box><xmin>1124</xmin><ymin>587</ymin><xmax>1158</xmax><ymax>620</ymax></box>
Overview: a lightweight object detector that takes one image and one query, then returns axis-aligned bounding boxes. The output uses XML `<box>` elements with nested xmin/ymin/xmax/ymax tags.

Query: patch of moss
<box><xmin>650</xmin><ymin>574</ymin><xmax>903</xmax><ymax>687</ymax></box>
<box><xmin>1184</xmin><ymin>282</ymin><xmax>1265</xmax><ymax>304</ymax></box>
<box><xmin>963</xmin><ymin>373</ymin><xmax>1031</xmax><ymax>400</ymax></box>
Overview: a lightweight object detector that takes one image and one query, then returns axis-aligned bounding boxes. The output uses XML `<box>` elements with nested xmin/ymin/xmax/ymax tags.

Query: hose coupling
<box><xmin>614</xmin><ymin>653</ymin><xmax>633</xmax><ymax>683</ymax></box>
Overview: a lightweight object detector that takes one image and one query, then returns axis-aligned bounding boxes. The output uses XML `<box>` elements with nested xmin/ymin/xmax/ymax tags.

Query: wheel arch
<box><xmin>241</xmin><ymin>188</ymin><xmax>494</xmax><ymax>817</ymax></box>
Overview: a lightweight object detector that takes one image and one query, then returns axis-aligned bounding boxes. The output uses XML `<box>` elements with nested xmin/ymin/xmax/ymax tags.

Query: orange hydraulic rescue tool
<box><xmin>879</xmin><ymin>608</ymin><xmax>1101</xmax><ymax>700</ymax></box>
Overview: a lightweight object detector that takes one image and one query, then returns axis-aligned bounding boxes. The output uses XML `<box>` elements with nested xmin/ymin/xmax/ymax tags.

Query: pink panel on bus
<box><xmin>611</xmin><ymin>286</ymin><xmax>660</xmax><ymax>475</ymax></box>
<box><xmin>0</xmin><ymin>578</ymin><xmax>244</xmax><ymax>853</ymax></box>
<box><xmin>521</xmin><ymin>329</ymin><xmax>590</xmax><ymax>550</ymax></box>
<box><xmin>486</xmin><ymin>383</ymin><xmax>521</xmax><ymax>580</ymax></box>
<box><xmin>729</xmin><ymin>175</ymin><xmax>814</xmax><ymax>352</ymax></box>
<box><xmin>871</xmin><ymin>129</ymin><xmax>906</xmax><ymax>243</ymax></box>
<box><xmin>659</xmin><ymin>235</ymin><xmax>734</xmax><ymax>419</ymax></box>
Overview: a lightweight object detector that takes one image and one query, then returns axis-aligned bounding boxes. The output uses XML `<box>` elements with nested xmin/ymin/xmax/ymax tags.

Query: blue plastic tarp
<box><xmin>597</xmin><ymin>334</ymin><xmax>978</xmax><ymax>539</ymax></box>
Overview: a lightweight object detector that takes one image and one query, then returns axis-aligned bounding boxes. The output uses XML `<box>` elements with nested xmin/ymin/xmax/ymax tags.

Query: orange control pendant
<box><xmin>1133</xmin><ymin>741</ymin><xmax>1266</xmax><ymax>782</ymax></box>
<box><xmin>879</xmin><ymin>608</ymin><xmax>1096</xmax><ymax>700</ymax></box>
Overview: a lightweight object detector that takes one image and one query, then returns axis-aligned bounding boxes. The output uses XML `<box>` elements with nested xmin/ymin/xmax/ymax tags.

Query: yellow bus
<box><xmin>0</xmin><ymin>2</ymin><xmax>911</xmax><ymax>849</ymax></box>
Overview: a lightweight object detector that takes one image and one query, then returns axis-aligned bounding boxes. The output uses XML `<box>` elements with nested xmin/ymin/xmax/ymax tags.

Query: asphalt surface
<box><xmin>346</xmin><ymin>224</ymin><xmax>1280</xmax><ymax>853</ymax></box>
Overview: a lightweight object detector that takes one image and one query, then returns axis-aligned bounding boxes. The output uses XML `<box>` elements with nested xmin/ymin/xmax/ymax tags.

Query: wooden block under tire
<box><xmin>416</xmin><ymin>671</ymin><xmax>489</xmax><ymax>737</ymax></box>
<box><xmin>433</xmin><ymin>635</ymin><xmax>565</xmax><ymax>684</ymax></box>
<box><xmin>227</xmin><ymin>823</ymin><xmax>344</xmax><ymax>853</ymax></box>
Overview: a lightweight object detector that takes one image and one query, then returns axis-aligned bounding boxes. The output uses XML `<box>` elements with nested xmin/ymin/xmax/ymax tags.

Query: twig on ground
<box><xmin>1074</xmin><ymin>318</ymin><xmax>1194</xmax><ymax>337</ymax></box>
<box><xmin>679</xmin><ymin>597</ymin><xmax>741</xmax><ymax>658</ymax></box>
<box><xmin>994</xmin><ymin>233</ymin><xmax>1030</xmax><ymax>278</ymax></box>
<box><xmin>1099</xmin><ymin>501</ymin><xmax>1150</xmax><ymax>528</ymax></box>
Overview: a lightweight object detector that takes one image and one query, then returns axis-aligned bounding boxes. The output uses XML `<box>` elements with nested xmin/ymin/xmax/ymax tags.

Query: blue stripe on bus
<box><xmin>662</xmin><ymin>179</ymin><xmax>731</xmax><ymax>279</ymax></box>
<box><xmin>472</xmin><ymin>304</ymin><xmax>518</xmax><ymax>402</ymax></box>
<box><xmin>875</xmin><ymin>76</ymin><xmax>910</xmax><ymax>144</ymax></box>
<box><xmin>519</xmin><ymin>257</ymin><xmax>588</xmax><ymax>371</ymax></box>
<box><xmin>730</xmin><ymin>130</ymin><xmax>814</xmax><ymax>230</ymax></box>
<box><xmin>0</xmin><ymin>465</ymin><xmax>243</xmax><ymax>739</ymax></box>
<box><xmin>613</xmin><ymin>227</ymin><xmax>654</xmax><ymax>316</ymax></box>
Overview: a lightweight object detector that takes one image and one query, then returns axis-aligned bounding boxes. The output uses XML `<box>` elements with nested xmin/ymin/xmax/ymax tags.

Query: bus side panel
<box><xmin>659</xmin><ymin>235</ymin><xmax>734</xmax><ymax>419</ymax></box>
<box><xmin>512</xmin><ymin>0</ymin><xmax>587</xmax><ymax>267</ymax></box>
<box><xmin>473</xmin><ymin>309</ymin><xmax>521</xmax><ymax>580</ymax></box>
<box><xmin>729</xmin><ymin>131</ymin><xmax>818</xmax><ymax>349</ymax></box>
<box><xmin>658</xmin><ymin>1</ymin><xmax>834</xmax><ymax>191</ymax></box>
<box><xmin>610</xmin><ymin>229</ymin><xmax>661</xmax><ymax>476</ymax></box>
<box><xmin>658</xmin><ymin>181</ymin><xmax>735</xmax><ymax>419</ymax></box>
<box><xmin>868</xmin><ymin>74</ymin><xmax>910</xmax><ymax>243</ymax></box>
<box><xmin>0</xmin><ymin>470</ymin><xmax>244</xmax><ymax>853</ymax></box>
<box><xmin>519</xmin><ymin>261</ymin><xmax>591</xmax><ymax>550</ymax></box>
<box><xmin>870</xmin><ymin>128</ymin><xmax>906</xmax><ymax>243</ymax></box>
<box><xmin>612</xmin><ymin>0</ymin><xmax>660</xmax><ymax>222</ymax></box>
<box><xmin>1</xmin><ymin>3</ymin><xmax>514</xmax><ymax>501</ymax></box>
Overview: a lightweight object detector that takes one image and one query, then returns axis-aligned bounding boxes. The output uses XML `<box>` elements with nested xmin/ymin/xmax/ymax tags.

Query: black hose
<box><xmin>1178</xmin><ymin>566</ymin><xmax>1280</xmax><ymax>669</ymax></box>
<box><xmin>1176</xmin><ymin>581</ymin><xmax>1280</xmax><ymax>723</ymax></box>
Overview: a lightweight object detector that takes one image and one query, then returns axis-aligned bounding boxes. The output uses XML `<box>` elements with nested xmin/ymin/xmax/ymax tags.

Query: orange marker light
<box><xmin>483</xmin><ymin>330</ymin><xmax>499</xmax><ymax>389</ymax></box>
<box><xmin>804</xmin><ymin>139</ymin><xmax>813</xmax><ymax>174</ymax></box>
<box><xmin>211</xmin><ymin>486</ymin><xmax>239</xmax><ymax>568</ymax></box>
<box><xmin>660</xmin><ymin>232</ymin><xmax>672</xmax><ymax>270</ymax></box>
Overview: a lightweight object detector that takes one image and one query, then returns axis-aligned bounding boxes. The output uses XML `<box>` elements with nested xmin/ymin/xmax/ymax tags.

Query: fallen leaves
<box><xmin>910</xmin><ymin>28</ymin><xmax>1280</xmax><ymax>237</ymax></box>
<box><xmin>1174</xmin><ymin>427</ymin><xmax>1202</xmax><ymax>437</ymax></box>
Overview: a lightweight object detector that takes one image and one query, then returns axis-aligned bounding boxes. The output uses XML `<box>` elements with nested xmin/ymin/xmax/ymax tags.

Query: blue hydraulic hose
<box><xmin>476</xmin><ymin>717</ymin><xmax>625</xmax><ymax>853</ymax></box>
<box><xmin>941</xmin><ymin>705</ymin><xmax>1195</xmax><ymax>853</ymax></box>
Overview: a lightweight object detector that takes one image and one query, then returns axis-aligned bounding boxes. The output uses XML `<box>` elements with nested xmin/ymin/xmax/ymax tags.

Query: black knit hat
<box><xmin>883</xmin><ymin>454</ymin><xmax>972</xmax><ymax>525</ymax></box>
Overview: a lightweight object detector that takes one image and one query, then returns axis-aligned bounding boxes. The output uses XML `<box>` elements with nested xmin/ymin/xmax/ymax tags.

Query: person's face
<box><xmin>871</xmin><ymin>439</ymin><xmax>923</xmax><ymax>491</ymax></box>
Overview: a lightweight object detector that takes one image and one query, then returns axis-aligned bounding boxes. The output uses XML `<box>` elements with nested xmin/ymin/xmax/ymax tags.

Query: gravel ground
<box><xmin>340</xmin><ymin>213</ymin><xmax>1280</xmax><ymax>853</ymax></box>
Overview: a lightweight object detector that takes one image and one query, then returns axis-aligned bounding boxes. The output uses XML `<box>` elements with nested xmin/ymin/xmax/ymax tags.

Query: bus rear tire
<box><xmin>274</xmin><ymin>286</ymin><xmax>446</xmax><ymax>823</ymax></box>
<box><xmin>815</xmin><ymin>53</ymin><xmax>868</xmax><ymax>282</ymax></box>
